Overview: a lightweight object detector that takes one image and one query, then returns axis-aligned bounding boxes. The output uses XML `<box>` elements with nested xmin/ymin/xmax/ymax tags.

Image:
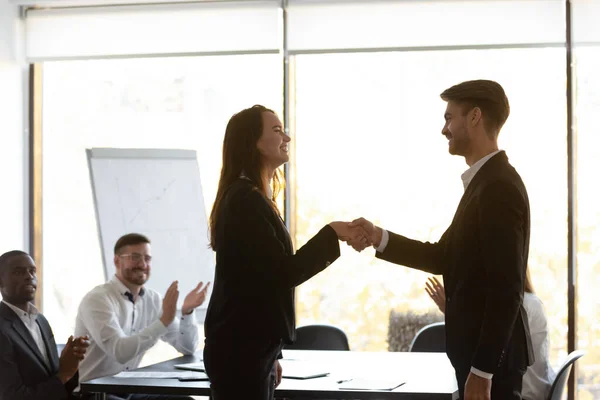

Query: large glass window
<box><xmin>0</xmin><ymin>63</ymin><xmax>25</xmax><ymax>253</ymax></box>
<box><xmin>575</xmin><ymin>45</ymin><xmax>600</xmax><ymax>399</ymax></box>
<box><xmin>41</xmin><ymin>55</ymin><xmax>282</xmax><ymax>358</ymax></box>
<box><xmin>293</xmin><ymin>49</ymin><xmax>569</xmax><ymax>368</ymax></box>
<box><xmin>30</xmin><ymin>1</ymin><xmax>599</xmax><ymax>398</ymax></box>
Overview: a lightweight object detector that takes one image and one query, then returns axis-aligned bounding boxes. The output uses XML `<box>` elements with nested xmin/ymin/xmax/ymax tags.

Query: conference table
<box><xmin>81</xmin><ymin>349</ymin><xmax>459</xmax><ymax>399</ymax></box>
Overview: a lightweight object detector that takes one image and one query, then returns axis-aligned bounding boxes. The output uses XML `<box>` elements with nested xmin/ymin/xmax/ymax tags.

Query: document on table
<box><xmin>278</xmin><ymin>359</ymin><xmax>330</xmax><ymax>379</ymax></box>
<box><xmin>113</xmin><ymin>371</ymin><xmax>208</xmax><ymax>379</ymax></box>
<box><xmin>174</xmin><ymin>361</ymin><xmax>205</xmax><ymax>372</ymax></box>
<box><xmin>338</xmin><ymin>378</ymin><xmax>405</xmax><ymax>391</ymax></box>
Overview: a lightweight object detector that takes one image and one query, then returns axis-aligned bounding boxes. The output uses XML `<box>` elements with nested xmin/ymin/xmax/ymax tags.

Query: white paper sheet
<box><xmin>338</xmin><ymin>378</ymin><xmax>405</xmax><ymax>391</ymax></box>
<box><xmin>113</xmin><ymin>371</ymin><xmax>208</xmax><ymax>379</ymax></box>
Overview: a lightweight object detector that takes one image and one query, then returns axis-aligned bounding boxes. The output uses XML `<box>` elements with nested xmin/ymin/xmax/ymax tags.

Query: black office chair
<box><xmin>285</xmin><ymin>324</ymin><xmax>350</xmax><ymax>351</ymax></box>
<box><xmin>281</xmin><ymin>325</ymin><xmax>349</xmax><ymax>400</ymax></box>
<box><xmin>409</xmin><ymin>322</ymin><xmax>446</xmax><ymax>353</ymax></box>
<box><xmin>547</xmin><ymin>350</ymin><xmax>584</xmax><ymax>400</ymax></box>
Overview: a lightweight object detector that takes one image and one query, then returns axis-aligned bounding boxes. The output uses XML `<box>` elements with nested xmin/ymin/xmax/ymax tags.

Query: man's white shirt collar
<box><xmin>110</xmin><ymin>275</ymin><xmax>145</xmax><ymax>298</ymax></box>
<box><xmin>460</xmin><ymin>150</ymin><xmax>502</xmax><ymax>191</ymax></box>
<box><xmin>2</xmin><ymin>300</ymin><xmax>39</xmax><ymax>319</ymax></box>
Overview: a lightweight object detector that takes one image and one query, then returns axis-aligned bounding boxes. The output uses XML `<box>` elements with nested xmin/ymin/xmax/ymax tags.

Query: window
<box><xmin>41</xmin><ymin>55</ymin><xmax>282</xmax><ymax>357</ymax></box>
<box><xmin>575</xmin><ymin>45</ymin><xmax>600</xmax><ymax>398</ymax></box>
<box><xmin>28</xmin><ymin>1</ymin><xmax>599</xmax><ymax>397</ymax></box>
<box><xmin>0</xmin><ymin>62</ymin><xmax>25</xmax><ymax>253</ymax></box>
<box><xmin>293</xmin><ymin>48</ymin><xmax>569</xmax><ymax>366</ymax></box>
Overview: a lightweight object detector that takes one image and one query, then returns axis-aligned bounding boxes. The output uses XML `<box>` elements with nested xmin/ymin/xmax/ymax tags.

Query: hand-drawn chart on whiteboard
<box><xmin>87</xmin><ymin>148</ymin><xmax>214</xmax><ymax>313</ymax></box>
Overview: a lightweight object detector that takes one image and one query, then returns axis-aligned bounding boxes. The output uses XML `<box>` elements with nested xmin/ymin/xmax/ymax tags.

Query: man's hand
<box><xmin>349</xmin><ymin>217</ymin><xmax>383</xmax><ymax>248</ymax></box>
<box><xmin>425</xmin><ymin>276</ymin><xmax>446</xmax><ymax>314</ymax></box>
<box><xmin>464</xmin><ymin>371</ymin><xmax>492</xmax><ymax>400</ymax></box>
<box><xmin>160</xmin><ymin>281</ymin><xmax>179</xmax><ymax>327</ymax></box>
<box><xmin>274</xmin><ymin>360</ymin><xmax>282</xmax><ymax>388</ymax></box>
<box><xmin>57</xmin><ymin>335</ymin><xmax>89</xmax><ymax>384</ymax></box>
<box><xmin>71</xmin><ymin>335</ymin><xmax>90</xmax><ymax>360</ymax></box>
<box><xmin>328</xmin><ymin>221</ymin><xmax>370</xmax><ymax>252</ymax></box>
<box><xmin>182</xmin><ymin>281</ymin><xmax>211</xmax><ymax>315</ymax></box>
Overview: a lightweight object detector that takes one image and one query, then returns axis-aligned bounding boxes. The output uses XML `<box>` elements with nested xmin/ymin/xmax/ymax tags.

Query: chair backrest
<box><xmin>547</xmin><ymin>350</ymin><xmax>585</xmax><ymax>400</ymax></box>
<box><xmin>285</xmin><ymin>324</ymin><xmax>350</xmax><ymax>351</ymax></box>
<box><xmin>409</xmin><ymin>322</ymin><xmax>446</xmax><ymax>353</ymax></box>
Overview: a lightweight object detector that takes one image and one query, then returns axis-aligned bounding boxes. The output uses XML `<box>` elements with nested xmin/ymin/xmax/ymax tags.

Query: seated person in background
<box><xmin>0</xmin><ymin>250</ymin><xmax>89</xmax><ymax>400</ymax></box>
<box><xmin>425</xmin><ymin>272</ymin><xmax>556</xmax><ymax>400</ymax></box>
<box><xmin>75</xmin><ymin>233</ymin><xmax>210</xmax><ymax>400</ymax></box>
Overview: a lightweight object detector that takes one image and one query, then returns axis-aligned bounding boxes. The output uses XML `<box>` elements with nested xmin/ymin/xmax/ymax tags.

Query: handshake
<box><xmin>329</xmin><ymin>217</ymin><xmax>382</xmax><ymax>252</ymax></box>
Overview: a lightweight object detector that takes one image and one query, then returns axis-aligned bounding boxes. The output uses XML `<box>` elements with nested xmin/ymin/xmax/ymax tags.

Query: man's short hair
<box><xmin>0</xmin><ymin>250</ymin><xmax>30</xmax><ymax>275</ymax></box>
<box><xmin>113</xmin><ymin>233</ymin><xmax>151</xmax><ymax>255</ymax></box>
<box><xmin>440</xmin><ymin>79</ymin><xmax>510</xmax><ymax>137</ymax></box>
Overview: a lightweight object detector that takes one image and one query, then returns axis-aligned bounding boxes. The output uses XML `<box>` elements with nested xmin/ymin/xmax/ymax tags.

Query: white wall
<box><xmin>0</xmin><ymin>0</ymin><xmax>27</xmax><ymax>253</ymax></box>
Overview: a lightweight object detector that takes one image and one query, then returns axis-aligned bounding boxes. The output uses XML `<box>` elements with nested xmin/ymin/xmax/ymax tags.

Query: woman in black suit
<box><xmin>203</xmin><ymin>105</ymin><xmax>366</xmax><ymax>400</ymax></box>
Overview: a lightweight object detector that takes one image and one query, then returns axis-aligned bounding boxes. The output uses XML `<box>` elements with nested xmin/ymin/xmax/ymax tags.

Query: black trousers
<box><xmin>456</xmin><ymin>368</ymin><xmax>525</xmax><ymax>400</ymax></box>
<box><xmin>106</xmin><ymin>395</ymin><xmax>193</xmax><ymax>400</ymax></box>
<box><xmin>80</xmin><ymin>394</ymin><xmax>192</xmax><ymax>400</ymax></box>
<box><xmin>204</xmin><ymin>338</ymin><xmax>282</xmax><ymax>400</ymax></box>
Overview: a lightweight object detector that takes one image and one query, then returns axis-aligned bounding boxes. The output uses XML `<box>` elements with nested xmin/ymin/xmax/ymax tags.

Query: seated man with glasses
<box><xmin>74</xmin><ymin>233</ymin><xmax>210</xmax><ymax>400</ymax></box>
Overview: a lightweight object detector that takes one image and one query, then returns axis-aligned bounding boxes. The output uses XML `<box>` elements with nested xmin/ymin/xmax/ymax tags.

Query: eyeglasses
<box><xmin>119</xmin><ymin>253</ymin><xmax>152</xmax><ymax>263</ymax></box>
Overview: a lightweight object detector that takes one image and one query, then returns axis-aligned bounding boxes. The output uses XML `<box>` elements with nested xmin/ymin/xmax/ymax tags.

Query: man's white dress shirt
<box><xmin>75</xmin><ymin>275</ymin><xmax>199</xmax><ymax>382</ymax></box>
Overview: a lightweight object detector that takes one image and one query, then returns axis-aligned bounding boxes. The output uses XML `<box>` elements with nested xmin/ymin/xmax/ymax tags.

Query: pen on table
<box><xmin>337</xmin><ymin>378</ymin><xmax>353</xmax><ymax>384</ymax></box>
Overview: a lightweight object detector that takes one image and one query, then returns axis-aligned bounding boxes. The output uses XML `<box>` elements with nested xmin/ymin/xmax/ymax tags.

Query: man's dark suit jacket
<box><xmin>204</xmin><ymin>178</ymin><xmax>340</xmax><ymax>344</ymax></box>
<box><xmin>0</xmin><ymin>302</ymin><xmax>78</xmax><ymax>400</ymax></box>
<box><xmin>377</xmin><ymin>151</ymin><xmax>534</xmax><ymax>377</ymax></box>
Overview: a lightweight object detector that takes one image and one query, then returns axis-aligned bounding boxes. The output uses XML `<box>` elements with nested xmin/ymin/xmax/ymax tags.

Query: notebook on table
<box><xmin>338</xmin><ymin>378</ymin><xmax>405</xmax><ymax>391</ymax></box>
<box><xmin>113</xmin><ymin>370</ymin><xmax>208</xmax><ymax>380</ymax></box>
<box><xmin>279</xmin><ymin>360</ymin><xmax>330</xmax><ymax>380</ymax></box>
<box><xmin>174</xmin><ymin>361</ymin><xmax>205</xmax><ymax>372</ymax></box>
<box><xmin>175</xmin><ymin>360</ymin><xmax>329</xmax><ymax>380</ymax></box>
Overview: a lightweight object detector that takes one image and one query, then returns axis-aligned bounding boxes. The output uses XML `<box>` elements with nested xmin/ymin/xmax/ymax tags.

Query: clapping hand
<box><xmin>182</xmin><ymin>281</ymin><xmax>211</xmax><ymax>315</ymax></box>
<box><xmin>425</xmin><ymin>276</ymin><xmax>446</xmax><ymax>314</ymax></box>
<box><xmin>160</xmin><ymin>281</ymin><xmax>180</xmax><ymax>327</ymax></box>
<box><xmin>71</xmin><ymin>335</ymin><xmax>90</xmax><ymax>360</ymax></box>
<box><xmin>275</xmin><ymin>359</ymin><xmax>282</xmax><ymax>388</ymax></box>
<box><xmin>57</xmin><ymin>335</ymin><xmax>90</xmax><ymax>384</ymax></box>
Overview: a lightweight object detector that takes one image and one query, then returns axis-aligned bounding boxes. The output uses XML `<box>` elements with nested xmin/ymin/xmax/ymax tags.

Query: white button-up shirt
<box><xmin>75</xmin><ymin>275</ymin><xmax>199</xmax><ymax>382</ymax></box>
<box><xmin>460</xmin><ymin>150</ymin><xmax>501</xmax><ymax>190</ymax></box>
<box><xmin>2</xmin><ymin>300</ymin><xmax>50</xmax><ymax>367</ymax></box>
<box><xmin>522</xmin><ymin>293</ymin><xmax>556</xmax><ymax>400</ymax></box>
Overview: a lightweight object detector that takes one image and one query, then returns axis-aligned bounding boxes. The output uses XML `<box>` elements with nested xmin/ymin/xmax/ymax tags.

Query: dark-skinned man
<box><xmin>0</xmin><ymin>250</ymin><xmax>90</xmax><ymax>400</ymax></box>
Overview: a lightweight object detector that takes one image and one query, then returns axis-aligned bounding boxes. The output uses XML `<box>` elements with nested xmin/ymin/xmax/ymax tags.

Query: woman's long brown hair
<box><xmin>209</xmin><ymin>105</ymin><xmax>284</xmax><ymax>250</ymax></box>
<box><xmin>524</xmin><ymin>268</ymin><xmax>535</xmax><ymax>294</ymax></box>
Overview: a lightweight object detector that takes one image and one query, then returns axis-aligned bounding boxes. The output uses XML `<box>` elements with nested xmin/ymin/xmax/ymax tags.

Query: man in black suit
<box><xmin>0</xmin><ymin>250</ymin><xmax>89</xmax><ymax>400</ymax></box>
<box><xmin>352</xmin><ymin>80</ymin><xmax>533</xmax><ymax>400</ymax></box>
